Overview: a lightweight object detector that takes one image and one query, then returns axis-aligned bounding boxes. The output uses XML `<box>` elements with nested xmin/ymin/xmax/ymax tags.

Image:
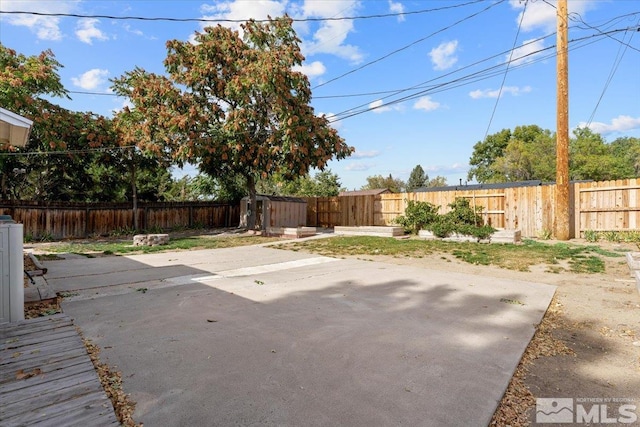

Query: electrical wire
<box><xmin>585</xmin><ymin>19</ymin><xmax>638</xmax><ymax>126</ymax></box>
<box><xmin>327</xmin><ymin>26</ymin><xmax>635</xmax><ymax>124</ymax></box>
<box><xmin>312</xmin><ymin>0</ymin><xmax>506</xmax><ymax>90</ymax></box>
<box><xmin>482</xmin><ymin>0</ymin><xmax>529</xmax><ymax>140</ymax></box>
<box><xmin>0</xmin><ymin>1</ymin><xmax>486</xmax><ymax>24</ymax></box>
<box><xmin>0</xmin><ymin>145</ymin><xmax>137</xmax><ymax>156</ymax></box>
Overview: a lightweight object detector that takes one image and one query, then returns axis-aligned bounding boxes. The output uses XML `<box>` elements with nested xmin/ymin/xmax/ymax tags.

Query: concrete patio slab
<box><xmin>49</xmin><ymin>246</ymin><xmax>555</xmax><ymax>426</ymax></box>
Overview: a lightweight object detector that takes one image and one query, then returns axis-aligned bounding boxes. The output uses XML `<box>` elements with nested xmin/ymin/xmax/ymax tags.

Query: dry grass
<box><xmin>82</xmin><ymin>337</ymin><xmax>142</xmax><ymax>427</ymax></box>
<box><xmin>489</xmin><ymin>297</ymin><xmax>575</xmax><ymax>426</ymax></box>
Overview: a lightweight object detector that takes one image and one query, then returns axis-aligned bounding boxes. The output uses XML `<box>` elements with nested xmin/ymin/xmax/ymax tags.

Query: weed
<box><xmin>537</xmin><ymin>228</ymin><xmax>553</xmax><ymax>240</ymax></box>
<box><xmin>136</xmin><ymin>287</ymin><xmax>148</xmax><ymax>293</ymax></box>
<box><xmin>583</xmin><ymin>230</ymin><xmax>599</xmax><ymax>242</ymax></box>
<box><xmin>59</xmin><ymin>291</ymin><xmax>79</xmax><ymax>298</ymax></box>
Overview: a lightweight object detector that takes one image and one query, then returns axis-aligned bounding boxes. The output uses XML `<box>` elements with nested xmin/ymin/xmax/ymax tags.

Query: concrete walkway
<box><xmin>47</xmin><ymin>246</ymin><xmax>556</xmax><ymax>426</ymax></box>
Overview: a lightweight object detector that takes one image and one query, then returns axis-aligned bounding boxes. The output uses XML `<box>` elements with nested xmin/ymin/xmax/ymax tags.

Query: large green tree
<box><xmin>112</xmin><ymin>17</ymin><xmax>352</xmax><ymax>229</ymax></box>
<box><xmin>1</xmin><ymin>44</ymin><xmax>175</xmax><ymax>202</ymax></box>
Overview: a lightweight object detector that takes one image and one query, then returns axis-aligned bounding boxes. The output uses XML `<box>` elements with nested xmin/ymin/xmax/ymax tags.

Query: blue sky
<box><xmin>1</xmin><ymin>0</ymin><xmax>639</xmax><ymax>190</ymax></box>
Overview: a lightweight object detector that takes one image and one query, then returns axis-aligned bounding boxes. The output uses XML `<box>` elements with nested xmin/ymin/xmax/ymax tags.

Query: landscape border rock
<box><xmin>133</xmin><ymin>234</ymin><xmax>170</xmax><ymax>247</ymax></box>
<box><xmin>419</xmin><ymin>229</ymin><xmax>521</xmax><ymax>244</ymax></box>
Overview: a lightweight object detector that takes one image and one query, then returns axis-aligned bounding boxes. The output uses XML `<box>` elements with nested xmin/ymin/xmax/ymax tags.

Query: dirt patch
<box><xmin>328</xmin><ymin>240</ymin><xmax>640</xmax><ymax>425</ymax></box>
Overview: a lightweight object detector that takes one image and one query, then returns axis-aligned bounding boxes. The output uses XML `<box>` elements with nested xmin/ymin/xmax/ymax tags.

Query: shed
<box><xmin>0</xmin><ymin>107</ymin><xmax>33</xmax><ymax>147</ymax></box>
<box><xmin>240</xmin><ymin>195</ymin><xmax>307</xmax><ymax>231</ymax></box>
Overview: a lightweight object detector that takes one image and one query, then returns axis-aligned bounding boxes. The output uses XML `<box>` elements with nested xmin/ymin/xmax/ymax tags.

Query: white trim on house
<box><xmin>0</xmin><ymin>107</ymin><xmax>33</xmax><ymax>147</ymax></box>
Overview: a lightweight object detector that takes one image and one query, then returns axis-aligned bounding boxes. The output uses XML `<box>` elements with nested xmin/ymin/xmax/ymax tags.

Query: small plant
<box><xmin>38</xmin><ymin>231</ymin><xmax>53</xmax><ymax>242</ymax></box>
<box><xmin>394</xmin><ymin>200</ymin><xmax>439</xmax><ymax>234</ymax></box>
<box><xmin>602</xmin><ymin>231</ymin><xmax>621</xmax><ymax>243</ymax></box>
<box><xmin>583</xmin><ymin>230</ymin><xmax>599</xmax><ymax>242</ymax></box>
<box><xmin>110</xmin><ymin>226</ymin><xmax>136</xmax><ymax>237</ymax></box>
<box><xmin>537</xmin><ymin>228</ymin><xmax>553</xmax><ymax>240</ymax></box>
<box><xmin>145</xmin><ymin>224</ymin><xmax>164</xmax><ymax>234</ymax></box>
<box><xmin>24</xmin><ymin>233</ymin><xmax>34</xmax><ymax>243</ymax></box>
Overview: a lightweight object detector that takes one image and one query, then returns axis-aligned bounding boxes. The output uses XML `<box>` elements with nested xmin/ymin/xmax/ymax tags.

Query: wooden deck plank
<box><xmin>0</xmin><ymin>353</ymin><xmax>92</xmax><ymax>384</ymax></box>
<box><xmin>0</xmin><ymin>361</ymin><xmax>97</xmax><ymax>397</ymax></box>
<box><xmin>0</xmin><ymin>315</ymin><xmax>118</xmax><ymax>426</ymax></box>
<box><xmin>1</xmin><ymin>329</ymin><xmax>80</xmax><ymax>349</ymax></box>
<box><xmin>0</xmin><ymin>319</ymin><xmax>75</xmax><ymax>338</ymax></box>
<box><xmin>0</xmin><ymin>314</ymin><xmax>69</xmax><ymax>331</ymax></box>
<box><xmin>0</xmin><ymin>380</ymin><xmax>103</xmax><ymax>420</ymax></box>
<box><xmin>0</xmin><ymin>345</ymin><xmax>87</xmax><ymax>375</ymax></box>
<box><xmin>0</xmin><ymin>350</ymin><xmax>88</xmax><ymax>383</ymax></box>
<box><xmin>1</xmin><ymin>335</ymin><xmax>83</xmax><ymax>364</ymax></box>
<box><xmin>6</xmin><ymin>390</ymin><xmax>118</xmax><ymax>427</ymax></box>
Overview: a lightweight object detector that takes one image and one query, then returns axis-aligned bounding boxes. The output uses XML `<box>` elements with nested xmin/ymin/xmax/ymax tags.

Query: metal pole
<box><xmin>555</xmin><ymin>0</ymin><xmax>570</xmax><ymax>240</ymax></box>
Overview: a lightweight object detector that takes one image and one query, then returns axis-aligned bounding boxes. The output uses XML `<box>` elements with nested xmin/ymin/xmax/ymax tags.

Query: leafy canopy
<box><xmin>112</xmin><ymin>17</ymin><xmax>352</xmax><ymax>227</ymax></box>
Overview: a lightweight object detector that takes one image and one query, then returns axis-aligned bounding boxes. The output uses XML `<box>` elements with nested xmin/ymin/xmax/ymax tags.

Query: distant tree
<box><xmin>610</xmin><ymin>136</ymin><xmax>640</xmax><ymax>176</ymax></box>
<box><xmin>467</xmin><ymin>128</ymin><xmax>512</xmax><ymax>183</ymax></box>
<box><xmin>569</xmin><ymin>127</ymin><xmax>627</xmax><ymax>181</ymax></box>
<box><xmin>406</xmin><ymin>165</ymin><xmax>428</xmax><ymax>191</ymax></box>
<box><xmin>427</xmin><ymin>176</ymin><xmax>448</xmax><ymax>187</ymax></box>
<box><xmin>112</xmin><ymin>17</ymin><xmax>352</xmax><ymax>230</ymax></box>
<box><xmin>256</xmin><ymin>168</ymin><xmax>343</xmax><ymax>197</ymax></box>
<box><xmin>361</xmin><ymin>174</ymin><xmax>405</xmax><ymax>193</ymax></box>
<box><xmin>490</xmin><ymin>126</ymin><xmax>556</xmax><ymax>182</ymax></box>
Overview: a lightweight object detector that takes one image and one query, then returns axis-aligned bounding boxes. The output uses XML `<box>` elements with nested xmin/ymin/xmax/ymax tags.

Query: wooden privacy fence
<box><xmin>0</xmin><ymin>201</ymin><xmax>240</xmax><ymax>240</ymax></box>
<box><xmin>307</xmin><ymin>179</ymin><xmax>640</xmax><ymax>238</ymax></box>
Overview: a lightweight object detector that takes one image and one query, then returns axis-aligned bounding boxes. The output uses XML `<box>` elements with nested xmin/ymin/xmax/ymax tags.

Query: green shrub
<box><xmin>394</xmin><ymin>200</ymin><xmax>439</xmax><ymax>234</ymax></box>
<box><xmin>425</xmin><ymin>198</ymin><xmax>495</xmax><ymax>239</ymax></box>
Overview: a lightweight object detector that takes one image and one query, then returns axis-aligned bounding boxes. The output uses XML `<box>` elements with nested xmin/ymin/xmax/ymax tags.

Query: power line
<box><xmin>585</xmin><ymin>19</ymin><xmax>638</xmax><ymax>126</ymax></box>
<box><xmin>312</xmin><ymin>0</ymin><xmax>507</xmax><ymax>90</ymax></box>
<box><xmin>483</xmin><ymin>0</ymin><xmax>529</xmax><ymax>140</ymax></box>
<box><xmin>0</xmin><ymin>145</ymin><xmax>137</xmax><ymax>156</ymax></box>
<box><xmin>327</xmin><ymin>27</ymin><xmax>635</xmax><ymax>124</ymax></box>
<box><xmin>0</xmin><ymin>2</ymin><xmax>486</xmax><ymax>24</ymax></box>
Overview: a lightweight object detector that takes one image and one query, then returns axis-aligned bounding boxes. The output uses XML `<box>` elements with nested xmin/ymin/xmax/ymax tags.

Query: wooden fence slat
<box><xmin>0</xmin><ymin>201</ymin><xmax>240</xmax><ymax>240</ymax></box>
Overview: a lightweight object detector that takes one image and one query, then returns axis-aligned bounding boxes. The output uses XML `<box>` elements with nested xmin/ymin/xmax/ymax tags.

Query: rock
<box><xmin>133</xmin><ymin>234</ymin><xmax>169</xmax><ymax>246</ymax></box>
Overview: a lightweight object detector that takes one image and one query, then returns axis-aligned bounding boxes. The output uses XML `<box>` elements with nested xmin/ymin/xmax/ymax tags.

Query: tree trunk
<box><xmin>131</xmin><ymin>161</ymin><xmax>138</xmax><ymax>231</ymax></box>
<box><xmin>246</xmin><ymin>175</ymin><xmax>257</xmax><ymax>230</ymax></box>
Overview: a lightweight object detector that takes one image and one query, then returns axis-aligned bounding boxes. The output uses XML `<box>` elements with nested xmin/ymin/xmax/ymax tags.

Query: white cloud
<box><xmin>577</xmin><ymin>115</ymin><xmax>640</xmax><ymax>135</ymax></box>
<box><xmin>508</xmin><ymin>38</ymin><xmax>547</xmax><ymax>66</ymax></box>
<box><xmin>353</xmin><ymin>150</ymin><xmax>380</xmax><ymax>159</ymax></box>
<box><xmin>293</xmin><ymin>61</ymin><xmax>326</xmax><ymax>78</ymax></box>
<box><xmin>75</xmin><ymin>18</ymin><xmax>108</xmax><ymax>44</ymax></box>
<box><xmin>509</xmin><ymin>0</ymin><xmax>594</xmax><ymax>33</ymax></box>
<box><xmin>200</xmin><ymin>1</ymin><xmax>287</xmax><ymax>33</ymax></box>
<box><xmin>429</xmin><ymin>40</ymin><xmax>458</xmax><ymax>71</ymax></box>
<box><xmin>388</xmin><ymin>0</ymin><xmax>405</xmax><ymax>22</ymax></box>
<box><xmin>345</xmin><ymin>162</ymin><xmax>376</xmax><ymax>171</ymax></box>
<box><xmin>413</xmin><ymin>96</ymin><xmax>441</xmax><ymax>112</ymax></box>
<box><xmin>469</xmin><ymin>86</ymin><xmax>532</xmax><ymax>99</ymax></box>
<box><xmin>0</xmin><ymin>0</ymin><xmax>79</xmax><ymax>40</ymax></box>
<box><xmin>368</xmin><ymin>99</ymin><xmax>402</xmax><ymax>114</ymax></box>
<box><xmin>71</xmin><ymin>69</ymin><xmax>109</xmax><ymax>90</ymax></box>
<box><xmin>196</xmin><ymin>1</ymin><xmax>363</xmax><ymax>63</ymax></box>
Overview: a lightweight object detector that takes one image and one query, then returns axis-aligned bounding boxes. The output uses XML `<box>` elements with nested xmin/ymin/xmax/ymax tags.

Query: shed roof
<box><xmin>242</xmin><ymin>194</ymin><xmax>307</xmax><ymax>203</ymax></box>
<box><xmin>339</xmin><ymin>188</ymin><xmax>391</xmax><ymax>196</ymax></box>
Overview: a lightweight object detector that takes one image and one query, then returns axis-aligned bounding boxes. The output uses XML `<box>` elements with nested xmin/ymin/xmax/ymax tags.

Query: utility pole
<box><xmin>555</xmin><ymin>0</ymin><xmax>570</xmax><ymax>240</ymax></box>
